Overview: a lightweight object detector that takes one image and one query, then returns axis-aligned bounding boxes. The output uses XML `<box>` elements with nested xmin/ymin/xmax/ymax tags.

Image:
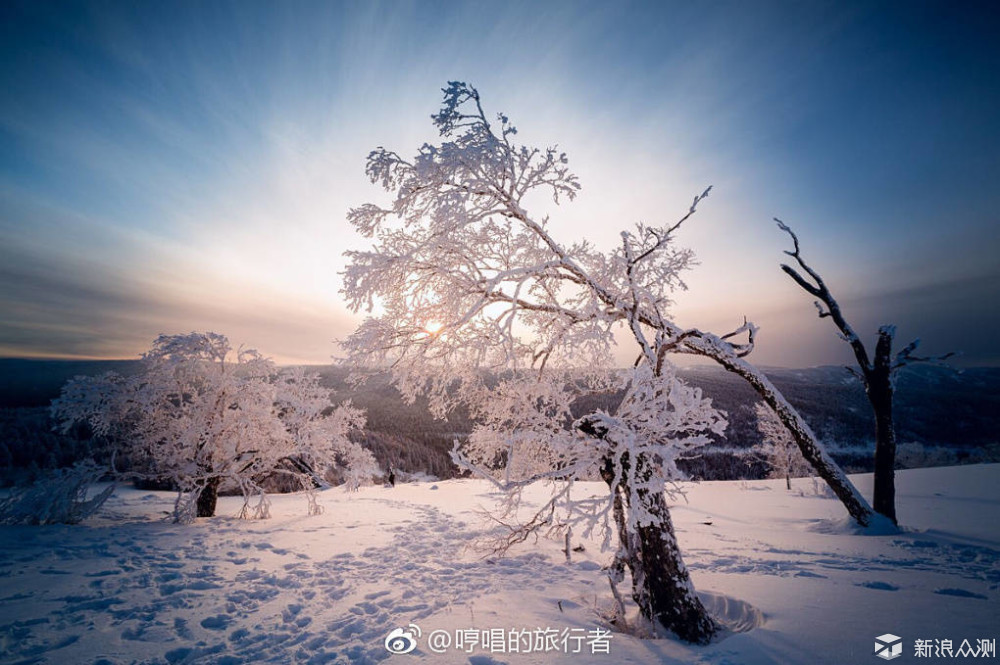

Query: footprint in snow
<box><xmin>857</xmin><ymin>581</ymin><xmax>899</xmax><ymax>591</ymax></box>
<box><xmin>934</xmin><ymin>587</ymin><xmax>989</xmax><ymax>600</ymax></box>
<box><xmin>200</xmin><ymin>614</ymin><xmax>232</xmax><ymax>630</ymax></box>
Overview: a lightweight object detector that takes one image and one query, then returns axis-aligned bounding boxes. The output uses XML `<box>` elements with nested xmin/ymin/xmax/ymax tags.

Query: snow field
<box><xmin>1</xmin><ymin>464</ymin><xmax>997</xmax><ymax>665</ymax></box>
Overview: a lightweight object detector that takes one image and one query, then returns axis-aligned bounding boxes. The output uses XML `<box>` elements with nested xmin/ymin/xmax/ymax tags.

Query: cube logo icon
<box><xmin>875</xmin><ymin>634</ymin><xmax>902</xmax><ymax>660</ymax></box>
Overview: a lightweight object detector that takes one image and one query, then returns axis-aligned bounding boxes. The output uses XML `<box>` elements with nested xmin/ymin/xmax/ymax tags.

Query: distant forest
<box><xmin>1</xmin><ymin>358</ymin><xmax>998</xmax><ymax>486</ymax></box>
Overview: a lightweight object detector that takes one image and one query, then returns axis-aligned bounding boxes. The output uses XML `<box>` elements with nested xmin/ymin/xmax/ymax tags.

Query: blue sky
<box><xmin>1</xmin><ymin>0</ymin><xmax>998</xmax><ymax>366</ymax></box>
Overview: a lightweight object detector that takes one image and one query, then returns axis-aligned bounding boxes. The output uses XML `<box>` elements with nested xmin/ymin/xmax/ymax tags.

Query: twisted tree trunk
<box><xmin>583</xmin><ymin>419</ymin><xmax>717</xmax><ymax>644</ymax></box>
<box><xmin>632</xmin><ymin>487</ymin><xmax>717</xmax><ymax>643</ymax></box>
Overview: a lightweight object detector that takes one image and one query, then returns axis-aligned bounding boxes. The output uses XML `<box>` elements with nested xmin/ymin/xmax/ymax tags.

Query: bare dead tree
<box><xmin>776</xmin><ymin>219</ymin><xmax>954</xmax><ymax>524</ymax></box>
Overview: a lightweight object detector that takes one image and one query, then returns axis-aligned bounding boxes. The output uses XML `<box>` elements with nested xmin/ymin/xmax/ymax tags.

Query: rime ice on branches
<box><xmin>341</xmin><ymin>82</ymin><xmax>879</xmax><ymax>641</ymax></box>
<box><xmin>52</xmin><ymin>332</ymin><xmax>376</xmax><ymax>522</ymax></box>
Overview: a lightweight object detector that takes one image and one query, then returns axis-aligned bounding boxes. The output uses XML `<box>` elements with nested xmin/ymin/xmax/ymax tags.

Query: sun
<box><xmin>423</xmin><ymin>321</ymin><xmax>444</xmax><ymax>336</ymax></box>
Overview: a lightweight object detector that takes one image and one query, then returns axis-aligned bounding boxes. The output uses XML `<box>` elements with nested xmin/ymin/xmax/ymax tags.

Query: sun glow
<box><xmin>423</xmin><ymin>321</ymin><xmax>444</xmax><ymax>336</ymax></box>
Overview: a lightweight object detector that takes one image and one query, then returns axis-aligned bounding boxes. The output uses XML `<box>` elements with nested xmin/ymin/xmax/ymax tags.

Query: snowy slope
<box><xmin>1</xmin><ymin>465</ymin><xmax>997</xmax><ymax>665</ymax></box>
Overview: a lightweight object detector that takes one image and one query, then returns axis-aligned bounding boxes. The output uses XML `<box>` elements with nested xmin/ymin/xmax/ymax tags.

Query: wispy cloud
<box><xmin>1</xmin><ymin>1</ymin><xmax>997</xmax><ymax>365</ymax></box>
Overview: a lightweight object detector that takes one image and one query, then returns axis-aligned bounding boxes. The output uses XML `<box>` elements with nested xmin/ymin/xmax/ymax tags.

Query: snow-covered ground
<box><xmin>1</xmin><ymin>465</ymin><xmax>998</xmax><ymax>664</ymax></box>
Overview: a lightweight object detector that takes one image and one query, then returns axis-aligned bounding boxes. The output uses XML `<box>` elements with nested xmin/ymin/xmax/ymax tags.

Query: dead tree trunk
<box><xmin>870</xmin><ymin>329</ymin><xmax>897</xmax><ymax>523</ymax></box>
<box><xmin>775</xmin><ymin>220</ymin><xmax>952</xmax><ymax>526</ymax></box>
<box><xmin>196</xmin><ymin>476</ymin><xmax>220</xmax><ymax>518</ymax></box>
<box><xmin>583</xmin><ymin>420</ymin><xmax>717</xmax><ymax>644</ymax></box>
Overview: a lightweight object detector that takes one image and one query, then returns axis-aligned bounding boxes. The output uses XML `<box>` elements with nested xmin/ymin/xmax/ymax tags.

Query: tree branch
<box><xmin>775</xmin><ymin>218</ymin><xmax>873</xmax><ymax>374</ymax></box>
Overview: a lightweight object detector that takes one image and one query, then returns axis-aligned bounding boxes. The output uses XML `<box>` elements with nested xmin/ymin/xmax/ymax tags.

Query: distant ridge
<box><xmin>3</xmin><ymin>359</ymin><xmax>997</xmax><ymax>465</ymax></box>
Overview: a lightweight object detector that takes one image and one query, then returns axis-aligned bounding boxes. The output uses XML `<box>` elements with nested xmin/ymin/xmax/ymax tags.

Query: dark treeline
<box><xmin>1</xmin><ymin>359</ymin><xmax>998</xmax><ymax>485</ymax></box>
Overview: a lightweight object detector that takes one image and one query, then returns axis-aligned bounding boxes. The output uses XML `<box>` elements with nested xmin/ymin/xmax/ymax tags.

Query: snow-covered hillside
<box><xmin>2</xmin><ymin>465</ymin><xmax>998</xmax><ymax>664</ymax></box>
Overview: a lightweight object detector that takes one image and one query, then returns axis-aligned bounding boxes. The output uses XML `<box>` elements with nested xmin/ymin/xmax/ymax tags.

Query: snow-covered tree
<box><xmin>341</xmin><ymin>82</ymin><xmax>874</xmax><ymax>642</ymax></box>
<box><xmin>52</xmin><ymin>332</ymin><xmax>376</xmax><ymax>522</ymax></box>
<box><xmin>453</xmin><ymin>365</ymin><xmax>728</xmax><ymax>642</ymax></box>
<box><xmin>754</xmin><ymin>402</ymin><xmax>812</xmax><ymax>490</ymax></box>
<box><xmin>775</xmin><ymin>221</ymin><xmax>953</xmax><ymax>523</ymax></box>
<box><xmin>0</xmin><ymin>462</ymin><xmax>115</xmax><ymax>526</ymax></box>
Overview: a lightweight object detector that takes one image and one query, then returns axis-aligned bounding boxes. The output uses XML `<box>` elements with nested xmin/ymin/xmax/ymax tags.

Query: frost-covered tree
<box><xmin>775</xmin><ymin>221</ymin><xmax>953</xmax><ymax>523</ymax></box>
<box><xmin>754</xmin><ymin>402</ymin><xmax>812</xmax><ymax>490</ymax></box>
<box><xmin>341</xmin><ymin>82</ymin><xmax>874</xmax><ymax>641</ymax></box>
<box><xmin>0</xmin><ymin>462</ymin><xmax>115</xmax><ymax>526</ymax></box>
<box><xmin>52</xmin><ymin>332</ymin><xmax>376</xmax><ymax>522</ymax></box>
<box><xmin>450</xmin><ymin>364</ymin><xmax>727</xmax><ymax>642</ymax></box>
